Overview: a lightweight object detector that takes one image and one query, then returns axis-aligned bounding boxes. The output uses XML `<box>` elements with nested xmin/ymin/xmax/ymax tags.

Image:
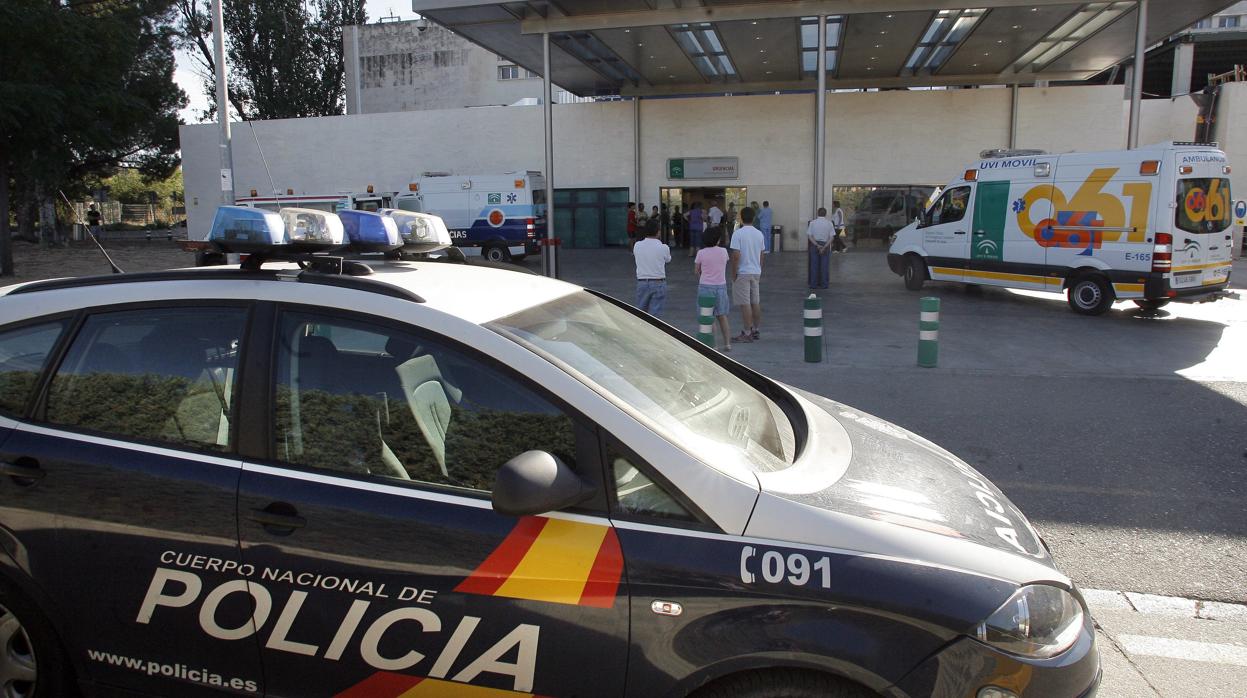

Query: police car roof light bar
<box><xmin>236</xmin><ymin>250</ymin><xmax>374</xmax><ymax>276</ymax></box>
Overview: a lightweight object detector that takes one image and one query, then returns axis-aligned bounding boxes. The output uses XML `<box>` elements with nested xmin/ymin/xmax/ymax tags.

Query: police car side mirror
<box><xmin>492</xmin><ymin>450</ymin><xmax>594</xmax><ymax>517</ymax></box>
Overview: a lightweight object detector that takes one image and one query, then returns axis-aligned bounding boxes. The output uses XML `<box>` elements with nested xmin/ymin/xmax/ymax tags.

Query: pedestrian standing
<box><xmin>636</xmin><ymin>202</ymin><xmax>649</xmax><ymax>239</ymax></box>
<box><xmin>634</xmin><ymin>223</ymin><xmax>671</xmax><ymax>315</ymax></box>
<box><xmin>671</xmin><ymin>206</ymin><xmax>683</xmax><ymax>248</ymax></box>
<box><xmin>694</xmin><ymin>226</ymin><xmax>733</xmax><ymax>351</ymax></box>
<box><xmin>730</xmin><ymin>207</ymin><xmax>765</xmax><ymax>342</ymax></box>
<box><xmin>757</xmin><ymin>200</ymin><xmax>774</xmax><ymax>253</ymax></box>
<box><xmin>626</xmin><ymin>202</ymin><xmax>637</xmax><ymax>244</ymax></box>
<box><xmin>724</xmin><ymin>202</ymin><xmax>737</xmax><ymax>236</ymax></box>
<box><xmin>806</xmin><ymin>207</ymin><xmax>834</xmax><ymax>290</ymax></box>
<box><xmin>660</xmin><ymin>203</ymin><xmax>671</xmax><ymax>244</ymax></box>
<box><xmin>645</xmin><ymin>207</ymin><xmax>661</xmax><ymax>239</ymax></box>
<box><xmin>687</xmin><ymin>202</ymin><xmax>705</xmax><ymax>257</ymax></box>
<box><xmin>86</xmin><ymin>204</ymin><xmax>103</xmax><ymax>239</ymax></box>
<box><xmin>708</xmin><ymin>199</ymin><xmax>724</xmax><ymax>231</ymax></box>
<box><xmin>831</xmin><ymin>199</ymin><xmax>847</xmax><ymax>253</ymax></box>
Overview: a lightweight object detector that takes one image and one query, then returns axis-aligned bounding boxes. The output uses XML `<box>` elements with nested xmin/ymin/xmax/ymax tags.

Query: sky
<box><xmin>176</xmin><ymin>0</ymin><xmax>419</xmax><ymax>124</ymax></box>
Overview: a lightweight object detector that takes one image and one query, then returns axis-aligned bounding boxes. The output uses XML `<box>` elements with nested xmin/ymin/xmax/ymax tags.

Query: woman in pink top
<box><xmin>694</xmin><ymin>226</ymin><xmax>733</xmax><ymax>351</ymax></box>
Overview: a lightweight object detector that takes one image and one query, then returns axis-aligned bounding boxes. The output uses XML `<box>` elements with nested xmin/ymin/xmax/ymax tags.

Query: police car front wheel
<box><xmin>0</xmin><ymin>583</ymin><xmax>73</xmax><ymax>698</ymax></box>
<box><xmin>693</xmin><ymin>669</ymin><xmax>875</xmax><ymax>698</ymax></box>
<box><xmin>1067</xmin><ymin>275</ymin><xmax>1113</xmax><ymax>315</ymax></box>
<box><xmin>484</xmin><ymin>244</ymin><xmax>511</xmax><ymax>263</ymax></box>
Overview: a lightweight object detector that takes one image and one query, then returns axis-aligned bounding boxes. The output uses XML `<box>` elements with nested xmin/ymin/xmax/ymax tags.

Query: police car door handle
<box><xmin>0</xmin><ymin>461</ymin><xmax>45</xmax><ymax>484</ymax></box>
<box><xmin>248</xmin><ymin>506</ymin><xmax>307</xmax><ymax>531</ymax></box>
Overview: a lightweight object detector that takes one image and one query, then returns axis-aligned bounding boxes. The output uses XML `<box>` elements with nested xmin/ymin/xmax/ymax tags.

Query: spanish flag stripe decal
<box><xmin>455</xmin><ymin>516</ymin><xmax>548</xmax><ymax>596</ymax></box>
<box><xmin>493</xmin><ymin>518</ymin><xmax>609</xmax><ymax>605</ymax></box>
<box><xmin>334</xmin><ymin>671</ymin><xmax>423</xmax><ymax>698</ymax></box>
<box><xmin>399</xmin><ymin>677</ymin><xmax>536</xmax><ymax>697</ymax></box>
<box><xmin>578</xmin><ymin>527</ymin><xmax>624</xmax><ymax>608</ymax></box>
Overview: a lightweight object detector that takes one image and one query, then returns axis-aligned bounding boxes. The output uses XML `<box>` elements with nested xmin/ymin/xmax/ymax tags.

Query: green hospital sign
<box><xmin>667</xmin><ymin>157</ymin><xmax>738</xmax><ymax>180</ymax></box>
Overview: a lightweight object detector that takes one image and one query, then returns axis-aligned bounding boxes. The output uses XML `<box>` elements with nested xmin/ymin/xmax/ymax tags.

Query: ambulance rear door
<box><xmin>1171</xmin><ymin>150</ymin><xmax>1233</xmax><ymax>290</ymax></box>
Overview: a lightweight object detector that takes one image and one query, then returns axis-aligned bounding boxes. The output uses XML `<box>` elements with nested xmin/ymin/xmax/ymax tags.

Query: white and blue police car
<box><xmin>0</xmin><ymin>219</ymin><xmax>1098</xmax><ymax>697</ymax></box>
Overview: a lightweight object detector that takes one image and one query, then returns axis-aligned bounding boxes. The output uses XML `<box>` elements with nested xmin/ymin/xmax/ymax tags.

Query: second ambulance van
<box><xmin>887</xmin><ymin>141</ymin><xmax>1234</xmax><ymax>314</ymax></box>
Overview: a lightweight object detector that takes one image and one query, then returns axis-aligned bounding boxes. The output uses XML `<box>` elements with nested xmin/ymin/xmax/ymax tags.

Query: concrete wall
<box><xmin>343</xmin><ymin>20</ymin><xmax>572</xmax><ymax>114</ymax></box>
<box><xmin>182</xmin><ymin>85</ymin><xmax>1229</xmax><ymax>247</ymax></box>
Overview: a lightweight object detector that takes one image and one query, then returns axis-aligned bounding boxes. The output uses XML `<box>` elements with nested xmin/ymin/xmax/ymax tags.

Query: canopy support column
<box><xmin>1127</xmin><ymin>0</ymin><xmax>1147</xmax><ymax>149</ymax></box>
<box><xmin>815</xmin><ymin>14</ymin><xmax>827</xmax><ymax>215</ymax></box>
<box><xmin>1009</xmin><ymin>83</ymin><xmax>1020</xmax><ymax>149</ymax></box>
<box><xmin>542</xmin><ymin>32</ymin><xmax>557</xmax><ymax>278</ymax></box>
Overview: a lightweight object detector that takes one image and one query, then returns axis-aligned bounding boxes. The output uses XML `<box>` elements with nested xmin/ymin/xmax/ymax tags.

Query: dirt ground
<box><xmin>3</xmin><ymin>239</ymin><xmax>198</xmax><ymax>285</ymax></box>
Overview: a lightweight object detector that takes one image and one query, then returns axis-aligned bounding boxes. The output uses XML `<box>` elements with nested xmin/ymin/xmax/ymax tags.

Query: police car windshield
<box><xmin>489</xmin><ymin>292</ymin><xmax>797</xmax><ymax>474</ymax></box>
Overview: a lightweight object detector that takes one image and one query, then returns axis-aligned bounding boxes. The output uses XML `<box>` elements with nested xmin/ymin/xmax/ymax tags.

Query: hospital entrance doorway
<box><xmin>660</xmin><ymin>186</ymin><xmax>749</xmax><ymax>224</ymax></box>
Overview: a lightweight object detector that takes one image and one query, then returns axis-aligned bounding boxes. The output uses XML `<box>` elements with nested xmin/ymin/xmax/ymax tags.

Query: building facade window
<box><xmin>498</xmin><ymin>65</ymin><xmax>520</xmax><ymax>80</ymax></box>
<box><xmin>1217</xmin><ymin>15</ymin><xmax>1240</xmax><ymax>27</ymax></box>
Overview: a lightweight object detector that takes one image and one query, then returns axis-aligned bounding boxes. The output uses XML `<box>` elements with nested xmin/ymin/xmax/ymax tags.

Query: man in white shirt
<box><xmin>707</xmin><ymin>199</ymin><xmax>724</xmax><ymax>231</ymax></box>
<box><xmin>806</xmin><ymin>207</ymin><xmax>834</xmax><ymax>289</ymax></box>
<box><xmin>633</xmin><ymin>225</ymin><xmax>672</xmax><ymax>316</ymax></box>
<box><xmin>831</xmin><ymin>199</ymin><xmax>847</xmax><ymax>252</ymax></box>
<box><xmin>729</xmin><ymin>207</ymin><xmax>765</xmax><ymax>341</ymax></box>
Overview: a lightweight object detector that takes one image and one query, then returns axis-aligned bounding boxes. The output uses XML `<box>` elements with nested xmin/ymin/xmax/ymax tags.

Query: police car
<box><xmin>0</xmin><ymin>219</ymin><xmax>1098</xmax><ymax>697</ymax></box>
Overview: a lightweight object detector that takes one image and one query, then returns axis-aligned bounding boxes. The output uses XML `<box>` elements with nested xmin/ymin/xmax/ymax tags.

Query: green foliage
<box><xmin>97</xmin><ymin>167</ymin><xmax>184</xmax><ymax>205</ymax></box>
<box><xmin>177</xmin><ymin>0</ymin><xmax>366</xmax><ymax>121</ymax></box>
<box><xmin>0</xmin><ymin>0</ymin><xmax>186</xmax><ymax>273</ymax></box>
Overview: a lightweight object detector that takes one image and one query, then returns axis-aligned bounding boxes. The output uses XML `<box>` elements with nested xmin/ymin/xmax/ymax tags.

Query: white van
<box><xmin>394</xmin><ymin>171</ymin><xmax>546</xmax><ymax>262</ymax></box>
<box><xmin>887</xmin><ymin>142</ymin><xmax>1234</xmax><ymax>314</ymax></box>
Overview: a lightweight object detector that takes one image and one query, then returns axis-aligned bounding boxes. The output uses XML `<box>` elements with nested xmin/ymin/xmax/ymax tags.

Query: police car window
<box><xmin>0</xmin><ymin>320</ymin><xmax>69</xmax><ymax>417</ymax></box>
<box><xmin>273</xmin><ymin>312</ymin><xmax>577</xmax><ymax>494</ymax></box>
<box><xmin>489</xmin><ymin>292</ymin><xmax>797</xmax><ymax>476</ymax></box>
<box><xmin>609</xmin><ymin>445</ymin><xmax>695</xmax><ymax>522</ymax></box>
<box><xmin>44</xmin><ymin>308</ymin><xmax>245</xmax><ymax>451</ymax></box>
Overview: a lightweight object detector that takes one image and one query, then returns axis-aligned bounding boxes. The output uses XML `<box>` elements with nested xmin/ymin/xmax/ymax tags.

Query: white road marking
<box><xmin>1081</xmin><ymin>588</ymin><xmax>1247</xmax><ymax>622</ymax></box>
<box><xmin>1118</xmin><ymin>635</ymin><xmax>1247</xmax><ymax>668</ymax></box>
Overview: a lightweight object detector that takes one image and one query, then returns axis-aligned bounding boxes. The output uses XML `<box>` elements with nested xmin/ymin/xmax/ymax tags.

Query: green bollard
<box><xmin>697</xmin><ymin>294</ymin><xmax>716</xmax><ymax>347</ymax></box>
<box><xmin>918</xmin><ymin>296</ymin><xmax>939</xmax><ymax>367</ymax></box>
<box><xmin>804</xmin><ymin>293</ymin><xmax>822</xmax><ymax>363</ymax></box>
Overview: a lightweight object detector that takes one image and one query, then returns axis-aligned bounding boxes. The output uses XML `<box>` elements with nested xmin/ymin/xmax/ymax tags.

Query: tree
<box><xmin>0</xmin><ymin>0</ymin><xmax>185</xmax><ymax>275</ymax></box>
<box><xmin>177</xmin><ymin>0</ymin><xmax>366</xmax><ymax>122</ymax></box>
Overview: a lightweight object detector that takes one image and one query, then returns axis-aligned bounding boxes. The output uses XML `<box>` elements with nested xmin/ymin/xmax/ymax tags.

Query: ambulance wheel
<box><xmin>1133</xmin><ymin>299</ymin><xmax>1170</xmax><ymax>311</ymax></box>
<box><xmin>693</xmin><ymin>669</ymin><xmax>875</xmax><ymax>698</ymax></box>
<box><xmin>483</xmin><ymin>245</ymin><xmax>510</xmax><ymax>263</ymax></box>
<box><xmin>903</xmin><ymin>255</ymin><xmax>926</xmax><ymax>291</ymax></box>
<box><xmin>0</xmin><ymin>579</ymin><xmax>74</xmax><ymax>698</ymax></box>
<box><xmin>1067</xmin><ymin>275</ymin><xmax>1113</xmax><ymax>315</ymax></box>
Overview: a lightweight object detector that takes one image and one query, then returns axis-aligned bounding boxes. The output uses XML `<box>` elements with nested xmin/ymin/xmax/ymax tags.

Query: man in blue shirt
<box><xmin>757</xmin><ymin>201</ymin><xmax>774</xmax><ymax>253</ymax></box>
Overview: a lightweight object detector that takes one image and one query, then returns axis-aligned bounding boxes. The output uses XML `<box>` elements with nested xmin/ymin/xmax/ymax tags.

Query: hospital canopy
<box><xmin>411</xmin><ymin>0</ymin><xmax>1233</xmax><ymax>96</ymax></box>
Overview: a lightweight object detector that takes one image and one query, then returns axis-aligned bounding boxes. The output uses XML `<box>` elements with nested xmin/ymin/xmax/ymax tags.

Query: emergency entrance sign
<box><xmin>667</xmin><ymin>157</ymin><xmax>738</xmax><ymax>180</ymax></box>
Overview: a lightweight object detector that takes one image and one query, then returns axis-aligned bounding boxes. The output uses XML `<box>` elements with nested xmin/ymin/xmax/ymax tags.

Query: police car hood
<box><xmin>744</xmin><ymin>389</ymin><xmax>1062</xmax><ymax>585</ymax></box>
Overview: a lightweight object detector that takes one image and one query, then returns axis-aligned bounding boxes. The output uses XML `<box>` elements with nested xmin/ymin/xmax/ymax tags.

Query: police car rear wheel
<box><xmin>903</xmin><ymin>256</ymin><xmax>925</xmax><ymax>291</ymax></box>
<box><xmin>1067</xmin><ymin>276</ymin><xmax>1113</xmax><ymax>315</ymax></box>
<box><xmin>693</xmin><ymin>669</ymin><xmax>875</xmax><ymax>698</ymax></box>
<box><xmin>0</xmin><ymin>587</ymin><xmax>72</xmax><ymax>698</ymax></box>
<box><xmin>484</xmin><ymin>245</ymin><xmax>510</xmax><ymax>263</ymax></box>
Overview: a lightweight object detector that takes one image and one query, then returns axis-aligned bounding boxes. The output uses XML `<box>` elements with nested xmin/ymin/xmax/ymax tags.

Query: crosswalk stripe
<box><xmin>1118</xmin><ymin>635</ymin><xmax>1247</xmax><ymax>667</ymax></box>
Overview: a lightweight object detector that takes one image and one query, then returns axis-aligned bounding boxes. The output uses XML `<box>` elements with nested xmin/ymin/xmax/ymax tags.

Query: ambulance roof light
<box><xmin>514</xmin><ymin>179</ymin><xmax>524</xmax><ymax>189</ymax></box>
<box><xmin>409</xmin><ymin>183</ymin><xmax>419</xmax><ymax>191</ymax></box>
<box><xmin>367</xmin><ymin>184</ymin><xmax>375</xmax><ymax>194</ymax></box>
<box><xmin>1139</xmin><ymin>160</ymin><xmax>1160</xmax><ymax>176</ymax></box>
<box><xmin>1034</xmin><ymin>162</ymin><xmax>1051</xmax><ymax>177</ymax></box>
<box><xmin>964</xmin><ymin>169</ymin><xmax>978</xmax><ymax>182</ymax></box>
<box><xmin>1224</xmin><ymin>165</ymin><xmax>1232</xmax><ymax>175</ymax></box>
<box><xmin>250</xmin><ymin>189</ymin><xmax>258</xmax><ymax>197</ymax></box>
<box><xmin>1179</xmin><ymin>165</ymin><xmax>1193</xmax><ymax>175</ymax></box>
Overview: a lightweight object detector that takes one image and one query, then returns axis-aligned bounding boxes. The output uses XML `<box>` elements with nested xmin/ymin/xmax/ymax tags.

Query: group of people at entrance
<box><xmin>633</xmin><ymin>206</ymin><xmax>766</xmax><ymax>351</ymax></box>
<box><xmin>632</xmin><ymin>199</ymin><xmax>844</xmax><ymax>351</ymax></box>
<box><xmin>627</xmin><ymin>199</ymin><xmax>775</xmax><ymax>256</ymax></box>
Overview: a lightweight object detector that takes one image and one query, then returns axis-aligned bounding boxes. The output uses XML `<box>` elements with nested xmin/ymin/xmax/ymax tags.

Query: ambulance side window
<box><xmin>925</xmin><ymin>186</ymin><xmax>971</xmax><ymax>227</ymax></box>
<box><xmin>607</xmin><ymin>442</ymin><xmax>696</xmax><ymax>523</ymax></box>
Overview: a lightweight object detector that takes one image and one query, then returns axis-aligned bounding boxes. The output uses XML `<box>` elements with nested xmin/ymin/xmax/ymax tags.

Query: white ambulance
<box><xmin>393</xmin><ymin>171</ymin><xmax>546</xmax><ymax>262</ymax></box>
<box><xmin>887</xmin><ymin>142</ymin><xmax>1234</xmax><ymax>314</ymax></box>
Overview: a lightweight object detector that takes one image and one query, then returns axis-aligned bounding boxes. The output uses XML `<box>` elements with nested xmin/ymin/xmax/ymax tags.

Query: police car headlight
<box><xmin>975</xmin><ymin>584</ymin><xmax>1083</xmax><ymax>659</ymax></box>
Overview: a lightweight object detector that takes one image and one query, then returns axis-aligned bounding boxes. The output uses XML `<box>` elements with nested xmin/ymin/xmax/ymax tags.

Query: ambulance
<box><xmin>887</xmin><ymin>142</ymin><xmax>1234</xmax><ymax>314</ymax></box>
<box><xmin>393</xmin><ymin>171</ymin><xmax>546</xmax><ymax>263</ymax></box>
